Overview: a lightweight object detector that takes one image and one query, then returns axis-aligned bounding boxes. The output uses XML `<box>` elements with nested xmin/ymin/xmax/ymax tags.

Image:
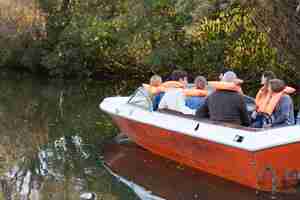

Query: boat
<box><xmin>100</xmin><ymin>87</ymin><xmax>300</xmax><ymax>192</ymax></box>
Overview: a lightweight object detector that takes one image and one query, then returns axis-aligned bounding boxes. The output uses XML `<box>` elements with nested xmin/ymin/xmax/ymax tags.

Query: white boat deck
<box><xmin>100</xmin><ymin>96</ymin><xmax>300</xmax><ymax>152</ymax></box>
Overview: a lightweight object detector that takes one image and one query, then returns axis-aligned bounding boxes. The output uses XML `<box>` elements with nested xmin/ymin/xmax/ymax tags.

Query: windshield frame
<box><xmin>127</xmin><ymin>87</ymin><xmax>153</xmax><ymax>111</ymax></box>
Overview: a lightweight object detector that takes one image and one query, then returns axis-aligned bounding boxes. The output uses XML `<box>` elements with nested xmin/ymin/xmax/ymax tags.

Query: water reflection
<box><xmin>0</xmin><ymin>73</ymin><xmax>138</xmax><ymax>200</ymax></box>
<box><xmin>3</xmin><ymin>72</ymin><xmax>300</xmax><ymax>200</ymax></box>
<box><xmin>103</xmin><ymin>140</ymin><xmax>300</xmax><ymax>200</ymax></box>
<box><xmin>103</xmin><ymin>165</ymin><xmax>165</xmax><ymax>200</ymax></box>
<box><xmin>1</xmin><ymin>136</ymin><xmax>89</xmax><ymax>200</ymax></box>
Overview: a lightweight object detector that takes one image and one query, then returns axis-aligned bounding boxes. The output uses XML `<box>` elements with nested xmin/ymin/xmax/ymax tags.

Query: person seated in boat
<box><xmin>158</xmin><ymin>70</ymin><xmax>196</xmax><ymax>115</ymax></box>
<box><xmin>195</xmin><ymin>71</ymin><xmax>251</xmax><ymax>126</ymax></box>
<box><xmin>143</xmin><ymin>75</ymin><xmax>162</xmax><ymax>95</ymax></box>
<box><xmin>150</xmin><ymin>75</ymin><xmax>162</xmax><ymax>87</ymax></box>
<box><xmin>255</xmin><ymin>71</ymin><xmax>276</xmax><ymax>107</ymax></box>
<box><xmin>219</xmin><ymin>70</ymin><xmax>254</xmax><ymax>115</ymax></box>
<box><xmin>218</xmin><ymin>69</ymin><xmax>244</xmax><ymax>94</ymax></box>
<box><xmin>251</xmin><ymin>71</ymin><xmax>276</xmax><ymax>127</ymax></box>
<box><xmin>185</xmin><ymin>76</ymin><xmax>208</xmax><ymax>110</ymax></box>
<box><xmin>270</xmin><ymin>79</ymin><xmax>295</xmax><ymax>126</ymax></box>
<box><xmin>252</xmin><ymin>79</ymin><xmax>295</xmax><ymax>128</ymax></box>
<box><xmin>251</xmin><ymin>71</ymin><xmax>276</xmax><ymax>128</ymax></box>
<box><xmin>143</xmin><ymin>75</ymin><xmax>163</xmax><ymax>110</ymax></box>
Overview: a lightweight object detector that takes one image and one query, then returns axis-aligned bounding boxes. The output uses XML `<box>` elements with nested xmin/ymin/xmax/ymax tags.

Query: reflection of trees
<box><xmin>0</xmin><ymin>77</ymin><xmax>135</xmax><ymax>200</ymax></box>
<box><xmin>0</xmin><ymin>85</ymin><xmax>90</xmax><ymax>199</ymax></box>
<box><xmin>0</xmin><ymin>136</ymin><xmax>91</xmax><ymax>200</ymax></box>
<box><xmin>0</xmin><ymin>77</ymin><xmax>48</xmax><ymax>199</ymax></box>
<box><xmin>0</xmin><ymin>79</ymin><xmax>49</xmax><ymax>169</ymax></box>
<box><xmin>0</xmin><ymin>78</ymin><xmax>87</xmax><ymax>199</ymax></box>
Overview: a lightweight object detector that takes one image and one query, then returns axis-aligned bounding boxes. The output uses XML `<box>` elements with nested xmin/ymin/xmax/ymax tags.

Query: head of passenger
<box><xmin>269</xmin><ymin>79</ymin><xmax>286</xmax><ymax>93</ymax></box>
<box><xmin>194</xmin><ymin>76</ymin><xmax>207</xmax><ymax>90</ymax></box>
<box><xmin>196</xmin><ymin>70</ymin><xmax>250</xmax><ymax>126</ymax></box>
<box><xmin>268</xmin><ymin>79</ymin><xmax>295</xmax><ymax>126</ymax></box>
<box><xmin>221</xmin><ymin>71</ymin><xmax>242</xmax><ymax>84</ymax></box>
<box><xmin>170</xmin><ymin>70</ymin><xmax>188</xmax><ymax>88</ymax></box>
<box><xmin>150</xmin><ymin>75</ymin><xmax>162</xmax><ymax>87</ymax></box>
<box><xmin>261</xmin><ymin>71</ymin><xmax>276</xmax><ymax>87</ymax></box>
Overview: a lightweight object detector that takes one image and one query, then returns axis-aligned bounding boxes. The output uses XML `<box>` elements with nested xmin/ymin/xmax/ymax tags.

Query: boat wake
<box><xmin>103</xmin><ymin>164</ymin><xmax>166</xmax><ymax>200</ymax></box>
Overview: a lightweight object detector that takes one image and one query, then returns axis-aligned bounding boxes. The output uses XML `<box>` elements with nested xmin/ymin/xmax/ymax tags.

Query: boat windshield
<box><xmin>127</xmin><ymin>87</ymin><xmax>153</xmax><ymax>111</ymax></box>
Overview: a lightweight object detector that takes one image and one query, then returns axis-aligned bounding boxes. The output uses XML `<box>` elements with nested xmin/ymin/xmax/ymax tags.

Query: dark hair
<box><xmin>170</xmin><ymin>70</ymin><xmax>188</xmax><ymax>81</ymax></box>
<box><xmin>262</xmin><ymin>71</ymin><xmax>276</xmax><ymax>81</ymax></box>
<box><xmin>269</xmin><ymin>79</ymin><xmax>285</xmax><ymax>93</ymax></box>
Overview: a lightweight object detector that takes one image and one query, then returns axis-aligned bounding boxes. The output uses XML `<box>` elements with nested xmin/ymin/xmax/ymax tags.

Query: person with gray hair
<box><xmin>158</xmin><ymin>70</ymin><xmax>195</xmax><ymax>115</ymax></box>
<box><xmin>194</xmin><ymin>76</ymin><xmax>207</xmax><ymax>89</ymax></box>
<box><xmin>185</xmin><ymin>76</ymin><xmax>208</xmax><ymax>110</ymax></box>
<box><xmin>196</xmin><ymin>71</ymin><xmax>250</xmax><ymax>126</ymax></box>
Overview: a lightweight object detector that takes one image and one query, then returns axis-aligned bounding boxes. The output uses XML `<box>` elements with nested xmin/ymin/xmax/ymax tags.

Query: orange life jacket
<box><xmin>208</xmin><ymin>81</ymin><xmax>242</xmax><ymax>93</ymax></box>
<box><xmin>142</xmin><ymin>83</ymin><xmax>162</xmax><ymax>95</ymax></box>
<box><xmin>183</xmin><ymin>88</ymin><xmax>208</xmax><ymax>97</ymax></box>
<box><xmin>255</xmin><ymin>86</ymin><xmax>268</xmax><ymax>107</ymax></box>
<box><xmin>161</xmin><ymin>81</ymin><xmax>208</xmax><ymax>96</ymax></box>
<box><xmin>159</xmin><ymin>81</ymin><xmax>184</xmax><ymax>92</ymax></box>
<box><xmin>256</xmin><ymin>86</ymin><xmax>295</xmax><ymax>115</ymax></box>
<box><xmin>143</xmin><ymin>81</ymin><xmax>185</xmax><ymax>94</ymax></box>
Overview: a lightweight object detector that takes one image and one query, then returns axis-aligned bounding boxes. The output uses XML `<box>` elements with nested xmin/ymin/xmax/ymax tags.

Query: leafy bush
<box><xmin>0</xmin><ymin>0</ymin><xmax>46</xmax><ymax>70</ymax></box>
<box><xmin>0</xmin><ymin>0</ymin><xmax>298</xmax><ymax>94</ymax></box>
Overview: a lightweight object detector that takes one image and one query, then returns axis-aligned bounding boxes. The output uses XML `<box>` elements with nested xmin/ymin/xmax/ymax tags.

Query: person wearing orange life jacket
<box><xmin>251</xmin><ymin>71</ymin><xmax>276</xmax><ymax>127</ymax></box>
<box><xmin>142</xmin><ymin>75</ymin><xmax>164</xmax><ymax>111</ymax></box>
<box><xmin>255</xmin><ymin>71</ymin><xmax>276</xmax><ymax>109</ymax></box>
<box><xmin>217</xmin><ymin>68</ymin><xmax>244</xmax><ymax>94</ymax></box>
<box><xmin>185</xmin><ymin>76</ymin><xmax>208</xmax><ymax>110</ymax></box>
<box><xmin>143</xmin><ymin>75</ymin><xmax>163</xmax><ymax>95</ymax></box>
<box><xmin>254</xmin><ymin>79</ymin><xmax>295</xmax><ymax>128</ymax></box>
<box><xmin>196</xmin><ymin>71</ymin><xmax>250</xmax><ymax>126</ymax></box>
<box><xmin>158</xmin><ymin>70</ymin><xmax>196</xmax><ymax>115</ymax></box>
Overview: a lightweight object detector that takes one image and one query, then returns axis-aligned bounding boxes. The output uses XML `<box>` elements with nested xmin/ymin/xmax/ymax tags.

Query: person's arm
<box><xmin>238</xmin><ymin>94</ymin><xmax>251</xmax><ymax>126</ymax></box>
<box><xmin>272</xmin><ymin>96</ymin><xmax>293</xmax><ymax>125</ymax></box>
<box><xmin>195</xmin><ymin>97</ymin><xmax>209</xmax><ymax>118</ymax></box>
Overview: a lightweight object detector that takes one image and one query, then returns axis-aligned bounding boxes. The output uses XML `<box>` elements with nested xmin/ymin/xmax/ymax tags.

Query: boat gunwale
<box><xmin>100</xmin><ymin>96</ymin><xmax>300</xmax><ymax>152</ymax></box>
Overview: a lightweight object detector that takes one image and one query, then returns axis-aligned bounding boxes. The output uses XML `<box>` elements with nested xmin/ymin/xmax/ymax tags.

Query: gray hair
<box><xmin>221</xmin><ymin>71</ymin><xmax>237</xmax><ymax>83</ymax></box>
<box><xmin>194</xmin><ymin>76</ymin><xmax>207</xmax><ymax>89</ymax></box>
<box><xmin>150</xmin><ymin>75</ymin><xmax>162</xmax><ymax>86</ymax></box>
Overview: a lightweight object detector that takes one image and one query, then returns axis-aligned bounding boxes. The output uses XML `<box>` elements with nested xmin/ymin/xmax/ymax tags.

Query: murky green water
<box><xmin>0</xmin><ymin>72</ymin><xmax>139</xmax><ymax>200</ymax></box>
<box><xmin>2</xmin><ymin>71</ymin><xmax>300</xmax><ymax>200</ymax></box>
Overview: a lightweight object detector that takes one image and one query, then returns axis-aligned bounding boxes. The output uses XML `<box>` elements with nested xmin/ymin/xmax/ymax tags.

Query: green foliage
<box><xmin>0</xmin><ymin>0</ymin><xmax>298</xmax><ymax>92</ymax></box>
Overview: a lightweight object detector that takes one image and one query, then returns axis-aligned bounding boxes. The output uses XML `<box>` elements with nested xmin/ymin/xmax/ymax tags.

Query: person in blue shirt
<box><xmin>269</xmin><ymin>79</ymin><xmax>295</xmax><ymax>127</ymax></box>
<box><xmin>185</xmin><ymin>76</ymin><xmax>207</xmax><ymax>110</ymax></box>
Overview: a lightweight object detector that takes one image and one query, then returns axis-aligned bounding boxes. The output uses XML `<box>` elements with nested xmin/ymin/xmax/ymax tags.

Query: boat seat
<box><xmin>158</xmin><ymin>109</ymin><xmax>194</xmax><ymax>119</ymax></box>
<box><xmin>158</xmin><ymin>109</ymin><xmax>261</xmax><ymax>132</ymax></box>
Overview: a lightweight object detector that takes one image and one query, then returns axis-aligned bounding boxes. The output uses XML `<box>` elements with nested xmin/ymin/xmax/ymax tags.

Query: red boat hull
<box><xmin>111</xmin><ymin>115</ymin><xmax>300</xmax><ymax>191</ymax></box>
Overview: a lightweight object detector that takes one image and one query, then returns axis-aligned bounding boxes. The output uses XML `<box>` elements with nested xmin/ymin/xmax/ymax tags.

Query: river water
<box><xmin>0</xmin><ymin>72</ymin><xmax>139</xmax><ymax>200</ymax></box>
<box><xmin>1</xmin><ymin>72</ymin><xmax>300</xmax><ymax>200</ymax></box>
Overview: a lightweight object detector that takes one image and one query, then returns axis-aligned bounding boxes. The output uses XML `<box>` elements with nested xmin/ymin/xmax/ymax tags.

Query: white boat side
<box><xmin>100</xmin><ymin>96</ymin><xmax>300</xmax><ymax>152</ymax></box>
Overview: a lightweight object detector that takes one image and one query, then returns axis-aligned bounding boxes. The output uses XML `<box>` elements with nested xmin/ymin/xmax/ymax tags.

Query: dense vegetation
<box><xmin>0</xmin><ymin>0</ymin><xmax>298</xmax><ymax>92</ymax></box>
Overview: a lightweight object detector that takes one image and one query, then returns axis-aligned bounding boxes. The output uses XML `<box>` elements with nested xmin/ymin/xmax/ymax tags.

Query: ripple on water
<box><xmin>0</xmin><ymin>74</ymin><xmax>139</xmax><ymax>200</ymax></box>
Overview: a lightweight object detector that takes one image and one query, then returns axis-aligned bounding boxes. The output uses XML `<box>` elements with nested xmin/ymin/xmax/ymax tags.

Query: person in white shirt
<box><xmin>158</xmin><ymin>70</ymin><xmax>196</xmax><ymax>115</ymax></box>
